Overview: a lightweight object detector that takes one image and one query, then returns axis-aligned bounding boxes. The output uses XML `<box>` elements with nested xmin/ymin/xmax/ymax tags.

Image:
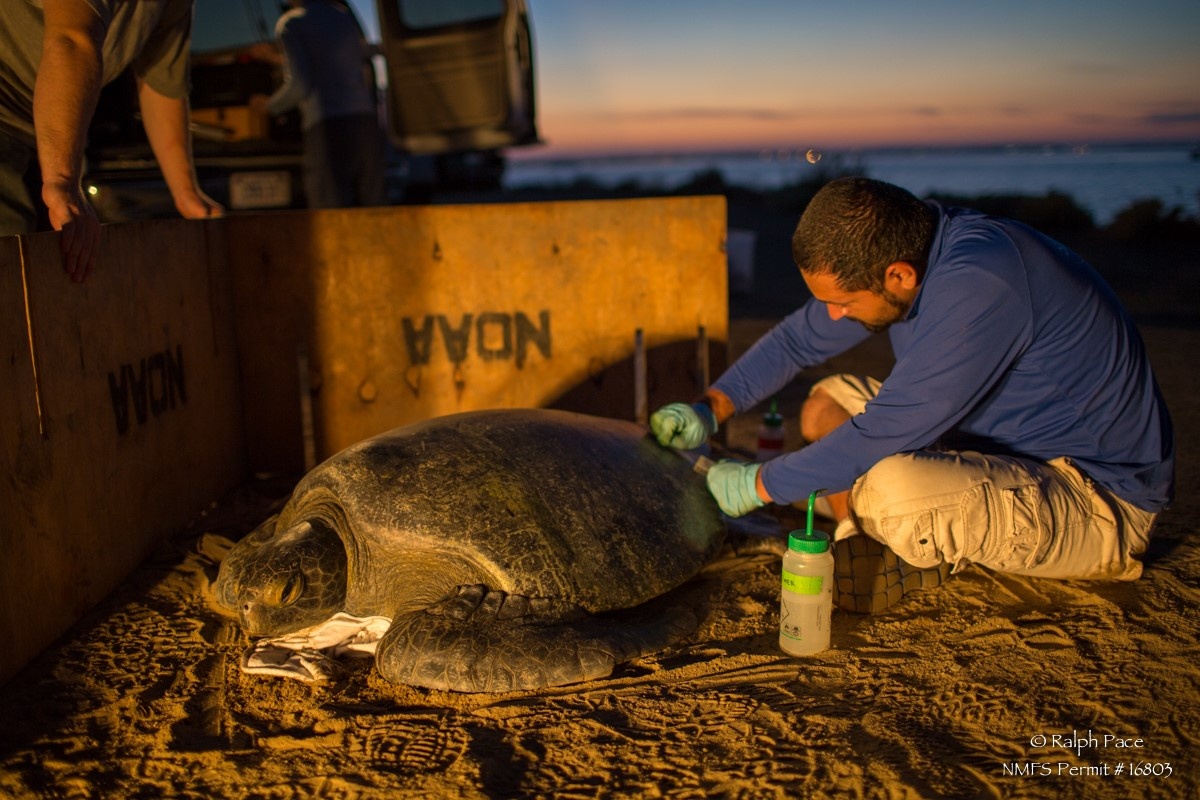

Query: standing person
<box><xmin>650</xmin><ymin>177</ymin><xmax>1174</xmax><ymax>612</ymax></box>
<box><xmin>262</xmin><ymin>0</ymin><xmax>386</xmax><ymax>209</ymax></box>
<box><xmin>0</xmin><ymin>0</ymin><xmax>222</xmax><ymax>282</ymax></box>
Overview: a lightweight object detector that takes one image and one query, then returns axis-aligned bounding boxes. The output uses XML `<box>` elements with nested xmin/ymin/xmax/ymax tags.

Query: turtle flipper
<box><xmin>375</xmin><ymin>584</ymin><xmax>697</xmax><ymax>692</ymax></box>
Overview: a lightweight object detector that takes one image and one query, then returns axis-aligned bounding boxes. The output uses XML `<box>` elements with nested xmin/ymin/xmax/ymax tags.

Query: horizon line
<box><xmin>509</xmin><ymin>138</ymin><xmax>1200</xmax><ymax>163</ymax></box>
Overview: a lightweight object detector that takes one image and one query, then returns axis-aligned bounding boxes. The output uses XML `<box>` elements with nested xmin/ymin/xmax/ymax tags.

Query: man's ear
<box><xmin>885</xmin><ymin>261</ymin><xmax>920</xmax><ymax>291</ymax></box>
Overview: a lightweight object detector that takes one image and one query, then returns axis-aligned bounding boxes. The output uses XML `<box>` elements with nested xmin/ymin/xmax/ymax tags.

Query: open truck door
<box><xmin>374</xmin><ymin>0</ymin><xmax>539</xmax><ymax>159</ymax></box>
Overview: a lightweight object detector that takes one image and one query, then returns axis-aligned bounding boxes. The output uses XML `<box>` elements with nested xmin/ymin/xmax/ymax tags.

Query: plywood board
<box><xmin>228</xmin><ymin>196</ymin><xmax>729</xmax><ymax>473</ymax></box>
<box><xmin>0</xmin><ymin>220</ymin><xmax>245</xmax><ymax>685</ymax></box>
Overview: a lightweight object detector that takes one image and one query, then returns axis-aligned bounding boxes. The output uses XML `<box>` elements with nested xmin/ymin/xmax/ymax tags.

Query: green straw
<box><xmin>806</xmin><ymin>489</ymin><xmax>827</xmax><ymax>537</ymax></box>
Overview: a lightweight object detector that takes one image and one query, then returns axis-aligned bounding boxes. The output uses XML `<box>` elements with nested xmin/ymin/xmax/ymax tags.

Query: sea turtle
<box><xmin>214</xmin><ymin>408</ymin><xmax>726</xmax><ymax>692</ymax></box>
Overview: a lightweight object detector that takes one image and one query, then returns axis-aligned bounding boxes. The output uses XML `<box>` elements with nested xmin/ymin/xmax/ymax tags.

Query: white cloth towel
<box><xmin>834</xmin><ymin>515</ymin><xmax>860</xmax><ymax>542</ymax></box>
<box><xmin>239</xmin><ymin>612</ymin><xmax>393</xmax><ymax>683</ymax></box>
<box><xmin>809</xmin><ymin>495</ymin><xmax>860</xmax><ymax>541</ymax></box>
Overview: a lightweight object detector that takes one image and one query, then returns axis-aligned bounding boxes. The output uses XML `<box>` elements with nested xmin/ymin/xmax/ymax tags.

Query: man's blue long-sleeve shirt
<box><xmin>712</xmin><ymin>203</ymin><xmax>1175</xmax><ymax>512</ymax></box>
<box><xmin>267</xmin><ymin>0</ymin><xmax>377</xmax><ymax>128</ymax></box>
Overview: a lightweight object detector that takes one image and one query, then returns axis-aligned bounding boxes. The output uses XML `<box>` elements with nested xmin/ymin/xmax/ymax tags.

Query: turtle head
<box><xmin>225</xmin><ymin>518</ymin><xmax>349</xmax><ymax>636</ymax></box>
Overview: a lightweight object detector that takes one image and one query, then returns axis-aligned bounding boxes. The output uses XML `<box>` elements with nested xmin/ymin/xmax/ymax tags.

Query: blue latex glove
<box><xmin>649</xmin><ymin>402</ymin><xmax>717</xmax><ymax>449</ymax></box>
<box><xmin>706</xmin><ymin>459</ymin><xmax>766</xmax><ymax>517</ymax></box>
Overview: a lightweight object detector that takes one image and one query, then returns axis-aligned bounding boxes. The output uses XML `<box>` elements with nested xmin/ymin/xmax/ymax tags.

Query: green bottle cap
<box><xmin>788</xmin><ymin>529</ymin><xmax>830</xmax><ymax>553</ymax></box>
<box><xmin>763</xmin><ymin>398</ymin><xmax>783</xmax><ymax>427</ymax></box>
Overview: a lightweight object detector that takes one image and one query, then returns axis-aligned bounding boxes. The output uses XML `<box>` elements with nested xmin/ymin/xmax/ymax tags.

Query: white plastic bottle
<box><xmin>755</xmin><ymin>399</ymin><xmax>785</xmax><ymax>462</ymax></box>
<box><xmin>779</xmin><ymin>529</ymin><xmax>834</xmax><ymax>656</ymax></box>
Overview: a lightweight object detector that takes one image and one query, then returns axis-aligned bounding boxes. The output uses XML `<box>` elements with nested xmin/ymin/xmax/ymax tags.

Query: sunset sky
<box><xmin>517</xmin><ymin>0</ymin><xmax>1200</xmax><ymax>156</ymax></box>
<box><xmin>321</xmin><ymin>1</ymin><xmax>1200</xmax><ymax>157</ymax></box>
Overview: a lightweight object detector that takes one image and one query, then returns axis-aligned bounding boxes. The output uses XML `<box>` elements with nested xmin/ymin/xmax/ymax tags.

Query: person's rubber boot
<box><xmin>831</xmin><ymin>536</ymin><xmax>953</xmax><ymax>613</ymax></box>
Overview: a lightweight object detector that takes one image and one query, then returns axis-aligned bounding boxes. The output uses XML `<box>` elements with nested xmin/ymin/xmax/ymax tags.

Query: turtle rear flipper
<box><xmin>375</xmin><ymin>584</ymin><xmax>697</xmax><ymax>692</ymax></box>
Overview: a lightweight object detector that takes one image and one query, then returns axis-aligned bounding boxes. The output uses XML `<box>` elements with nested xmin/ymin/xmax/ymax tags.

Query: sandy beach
<box><xmin>0</xmin><ymin>304</ymin><xmax>1195</xmax><ymax>799</ymax></box>
<box><xmin>2</xmin><ymin>181</ymin><xmax>1198</xmax><ymax>799</ymax></box>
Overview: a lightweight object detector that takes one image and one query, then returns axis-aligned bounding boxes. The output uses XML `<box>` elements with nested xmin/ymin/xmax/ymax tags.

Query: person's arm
<box><xmin>136</xmin><ymin>79</ymin><xmax>222</xmax><ymax>219</ymax></box>
<box><xmin>649</xmin><ymin>299</ymin><xmax>866</xmax><ymax>452</ymax></box>
<box><xmin>265</xmin><ymin>20</ymin><xmax>309</xmax><ymax>117</ymax></box>
<box><xmin>711</xmin><ymin>298</ymin><xmax>871</xmax><ymax>415</ymax></box>
<box><xmin>35</xmin><ymin>0</ymin><xmax>105</xmax><ymax>282</ymax></box>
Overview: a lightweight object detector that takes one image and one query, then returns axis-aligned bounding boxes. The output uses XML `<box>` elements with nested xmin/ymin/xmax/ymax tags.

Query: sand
<box><xmin>0</xmin><ymin>319</ymin><xmax>1196</xmax><ymax>800</ymax></box>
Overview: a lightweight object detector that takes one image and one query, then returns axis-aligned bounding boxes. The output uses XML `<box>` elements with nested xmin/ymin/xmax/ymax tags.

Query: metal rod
<box><xmin>297</xmin><ymin>341</ymin><xmax>317</xmax><ymax>471</ymax></box>
<box><xmin>634</xmin><ymin>328</ymin><xmax>647</xmax><ymax>425</ymax></box>
<box><xmin>17</xmin><ymin>236</ymin><xmax>46</xmax><ymax>437</ymax></box>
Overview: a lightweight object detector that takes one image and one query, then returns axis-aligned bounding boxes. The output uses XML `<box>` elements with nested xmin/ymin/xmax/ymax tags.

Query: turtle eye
<box><xmin>273</xmin><ymin>572</ymin><xmax>305</xmax><ymax>606</ymax></box>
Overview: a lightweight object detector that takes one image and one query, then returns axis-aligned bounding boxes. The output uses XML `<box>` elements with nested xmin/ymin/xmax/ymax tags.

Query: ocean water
<box><xmin>506</xmin><ymin>143</ymin><xmax>1200</xmax><ymax>226</ymax></box>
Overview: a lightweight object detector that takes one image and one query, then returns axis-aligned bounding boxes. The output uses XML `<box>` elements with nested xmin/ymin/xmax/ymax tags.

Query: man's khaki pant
<box><xmin>814</xmin><ymin>374</ymin><xmax>1157</xmax><ymax>580</ymax></box>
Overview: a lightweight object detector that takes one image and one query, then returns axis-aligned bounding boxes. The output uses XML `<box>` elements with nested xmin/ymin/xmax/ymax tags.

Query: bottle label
<box><xmin>780</xmin><ymin>601</ymin><xmax>825</xmax><ymax>643</ymax></box>
<box><xmin>781</xmin><ymin>569</ymin><xmax>823</xmax><ymax>595</ymax></box>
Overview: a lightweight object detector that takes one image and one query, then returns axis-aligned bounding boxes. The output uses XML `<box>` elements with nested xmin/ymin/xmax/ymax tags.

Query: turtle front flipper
<box><xmin>375</xmin><ymin>584</ymin><xmax>697</xmax><ymax>693</ymax></box>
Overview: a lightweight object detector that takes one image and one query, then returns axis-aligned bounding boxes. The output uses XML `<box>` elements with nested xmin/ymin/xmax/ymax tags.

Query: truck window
<box><xmin>376</xmin><ymin>0</ymin><xmax>537</xmax><ymax>155</ymax></box>
<box><xmin>397</xmin><ymin>0</ymin><xmax>504</xmax><ymax>30</ymax></box>
<box><xmin>192</xmin><ymin>0</ymin><xmax>282</xmax><ymax>53</ymax></box>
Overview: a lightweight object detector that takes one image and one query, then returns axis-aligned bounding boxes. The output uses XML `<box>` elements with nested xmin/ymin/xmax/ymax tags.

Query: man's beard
<box><xmin>858</xmin><ymin>289</ymin><xmax>912</xmax><ymax>334</ymax></box>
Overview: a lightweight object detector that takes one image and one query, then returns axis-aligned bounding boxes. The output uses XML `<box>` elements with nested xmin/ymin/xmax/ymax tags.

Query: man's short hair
<box><xmin>791</xmin><ymin>177</ymin><xmax>936</xmax><ymax>293</ymax></box>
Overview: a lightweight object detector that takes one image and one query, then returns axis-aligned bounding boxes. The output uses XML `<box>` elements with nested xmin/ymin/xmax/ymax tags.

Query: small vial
<box><xmin>756</xmin><ymin>399</ymin><xmax>785</xmax><ymax>461</ymax></box>
<box><xmin>779</xmin><ymin>529</ymin><xmax>834</xmax><ymax>656</ymax></box>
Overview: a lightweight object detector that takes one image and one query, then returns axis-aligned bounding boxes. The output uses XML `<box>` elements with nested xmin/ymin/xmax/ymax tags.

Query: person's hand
<box><xmin>706</xmin><ymin>459</ymin><xmax>766</xmax><ymax>517</ymax></box>
<box><xmin>43</xmin><ymin>179</ymin><xmax>100</xmax><ymax>283</ymax></box>
<box><xmin>173</xmin><ymin>187</ymin><xmax>224</xmax><ymax>220</ymax></box>
<box><xmin>649</xmin><ymin>402</ymin><xmax>716</xmax><ymax>449</ymax></box>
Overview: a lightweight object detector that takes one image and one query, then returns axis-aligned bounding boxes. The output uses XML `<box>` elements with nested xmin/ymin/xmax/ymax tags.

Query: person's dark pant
<box><xmin>0</xmin><ymin>129</ymin><xmax>38</xmax><ymax>236</ymax></box>
<box><xmin>302</xmin><ymin>113</ymin><xmax>386</xmax><ymax>209</ymax></box>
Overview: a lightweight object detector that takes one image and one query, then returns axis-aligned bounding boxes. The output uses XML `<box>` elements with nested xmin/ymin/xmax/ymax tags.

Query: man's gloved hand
<box><xmin>649</xmin><ymin>402</ymin><xmax>717</xmax><ymax>449</ymax></box>
<box><xmin>706</xmin><ymin>459</ymin><xmax>766</xmax><ymax>517</ymax></box>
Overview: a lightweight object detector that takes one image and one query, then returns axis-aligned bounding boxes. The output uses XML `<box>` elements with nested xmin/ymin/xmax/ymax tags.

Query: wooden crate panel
<box><xmin>228</xmin><ymin>197</ymin><xmax>729</xmax><ymax>472</ymax></box>
<box><xmin>0</xmin><ymin>220</ymin><xmax>245</xmax><ymax>685</ymax></box>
